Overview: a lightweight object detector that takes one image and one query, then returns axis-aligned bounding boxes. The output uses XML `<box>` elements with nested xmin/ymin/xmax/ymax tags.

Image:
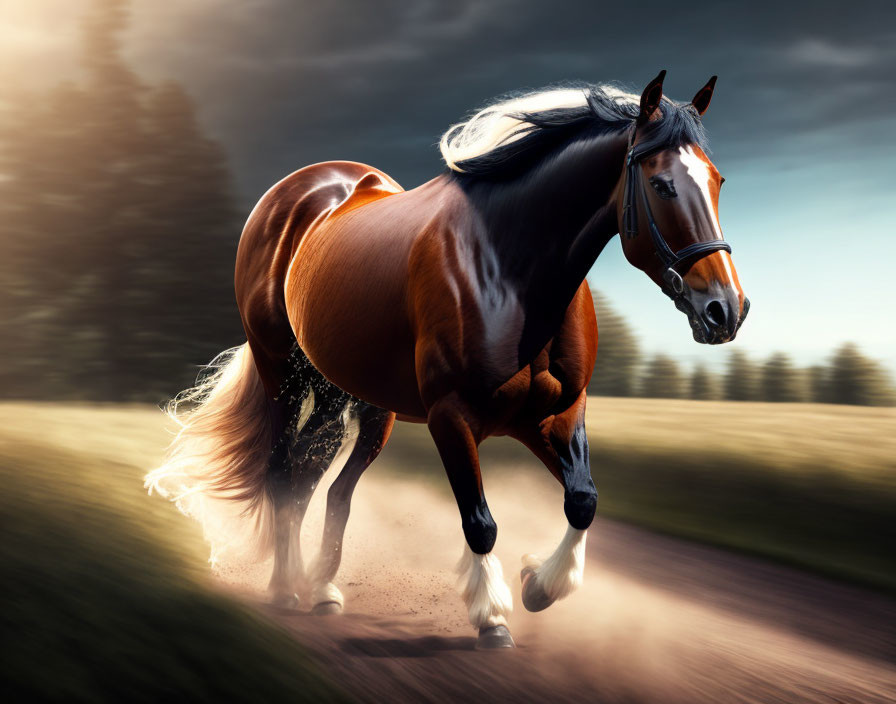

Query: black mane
<box><xmin>447</xmin><ymin>83</ymin><xmax>709</xmax><ymax>176</ymax></box>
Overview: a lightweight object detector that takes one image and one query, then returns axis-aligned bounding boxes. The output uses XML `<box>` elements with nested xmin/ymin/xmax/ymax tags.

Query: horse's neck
<box><xmin>444</xmin><ymin>130</ymin><xmax>626</xmax><ymax>366</ymax></box>
<box><xmin>472</xmin><ymin>130</ymin><xmax>626</xmax><ymax>306</ymax></box>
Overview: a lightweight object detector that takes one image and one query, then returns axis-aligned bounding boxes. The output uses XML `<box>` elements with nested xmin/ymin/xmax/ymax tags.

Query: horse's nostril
<box><xmin>704</xmin><ymin>299</ymin><xmax>727</xmax><ymax>328</ymax></box>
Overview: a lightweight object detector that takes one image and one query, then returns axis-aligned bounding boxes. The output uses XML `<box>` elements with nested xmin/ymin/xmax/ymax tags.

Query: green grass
<box><xmin>376</xmin><ymin>398</ymin><xmax>896</xmax><ymax>592</ymax></box>
<box><xmin>590</xmin><ymin>399</ymin><xmax>896</xmax><ymax>590</ymax></box>
<box><xmin>0</xmin><ymin>405</ymin><xmax>346</xmax><ymax>703</ymax></box>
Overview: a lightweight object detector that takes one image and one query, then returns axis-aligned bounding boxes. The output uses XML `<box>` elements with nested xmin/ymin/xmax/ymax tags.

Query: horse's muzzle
<box><xmin>669</xmin><ymin>277</ymin><xmax>747</xmax><ymax>345</ymax></box>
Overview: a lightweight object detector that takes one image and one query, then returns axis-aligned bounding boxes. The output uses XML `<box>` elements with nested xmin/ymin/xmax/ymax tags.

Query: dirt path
<box><xmin>217</xmin><ymin>467</ymin><xmax>896</xmax><ymax>704</ymax></box>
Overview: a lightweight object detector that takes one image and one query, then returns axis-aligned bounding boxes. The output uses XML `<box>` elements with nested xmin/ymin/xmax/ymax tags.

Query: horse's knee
<box><xmin>564</xmin><ymin>486</ymin><xmax>597</xmax><ymax>530</ymax></box>
<box><xmin>462</xmin><ymin>502</ymin><xmax>497</xmax><ymax>554</ymax></box>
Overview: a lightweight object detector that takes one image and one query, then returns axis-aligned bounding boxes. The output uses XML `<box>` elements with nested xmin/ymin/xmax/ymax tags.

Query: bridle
<box><xmin>621</xmin><ymin>127</ymin><xmax>732</xmax><ymax>302</ymax></box>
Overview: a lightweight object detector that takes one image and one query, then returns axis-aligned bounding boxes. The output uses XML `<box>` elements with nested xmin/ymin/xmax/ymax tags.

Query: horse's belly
<box><xmin>284</xmin><ymin>219</ymin><xmax>426</xmax><ymax>418</ymax></box>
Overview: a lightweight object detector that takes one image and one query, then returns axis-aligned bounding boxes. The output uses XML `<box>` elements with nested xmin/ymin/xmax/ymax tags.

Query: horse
<box><xmin>146</xmin><ymin>70</ymin><xmax>748</xmax><ymax>650</ymax></box>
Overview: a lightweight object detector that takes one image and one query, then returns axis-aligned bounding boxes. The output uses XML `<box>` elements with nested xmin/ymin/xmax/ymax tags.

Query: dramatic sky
<box><xmin>3</xmin><ymin>0</ymin><xmax>894</xmax><ymax>370</ymax></box>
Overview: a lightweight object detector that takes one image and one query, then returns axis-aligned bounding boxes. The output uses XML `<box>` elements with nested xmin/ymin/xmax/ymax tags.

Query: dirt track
<box><xmin>217</xmin><ymin>466</ymin><xmax>896</xmax><ymax>704</ymax></box>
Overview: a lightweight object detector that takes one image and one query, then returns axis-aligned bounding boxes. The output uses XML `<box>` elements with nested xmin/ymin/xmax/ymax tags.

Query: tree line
<box><xmin>0</xmin><ymin>0</ymin><xmax>242</xmax><ymax>401</ymax></box>
<box><xmin>587</xmin><ymin>292</ymin><xmax>895</xmax><ymax>406</ymax></box>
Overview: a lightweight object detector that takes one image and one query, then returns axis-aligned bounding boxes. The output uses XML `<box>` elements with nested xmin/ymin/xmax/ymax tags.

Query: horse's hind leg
<box><xmin>267</xmin><ymin>393</ymin><xmax>338</xmax><ymax>607</ymax></box>
<box><xmin>308</xmin><ymin>401</ymin><xmax>395</xmax><ymax>614</ymax></box>
<box><xmin>267</xmin><ymin>348</ymin><xmax>352</xmax><ymax>607</ymax></box>
<box><xmin>512</xmin><ymin>391</ymin><xmax>596</xmax><ymax>612</ymax></box>
<box><xmin>258</xmin><ymin>363</ymin><xmax>308</xmax><ymax>608</ymax></box>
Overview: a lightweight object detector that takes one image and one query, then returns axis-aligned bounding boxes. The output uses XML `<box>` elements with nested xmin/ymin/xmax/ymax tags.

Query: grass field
<box><xmin>375</xmin><ymin>398</ymin><xmax>896</xmax><ymax>592</ymax></box>
<box><xmin>579</xmin><ymin>398</ymin><xmax>896</xmax><ymax>589</ymax></box>
<box><xmin>0</xmin><ymin>404</ymin><xmax>346</xmax><ymax>703</ymax></box>
<box><xmin>1</xmin><ymin>398</ymin><xmax>893</xmax><ymax>700</ymax></box>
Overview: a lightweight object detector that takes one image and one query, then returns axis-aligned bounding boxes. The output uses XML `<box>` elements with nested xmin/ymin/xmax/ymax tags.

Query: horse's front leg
<box><xmin>513</xmin><ymin>390</ymin><xmax>596</xmax><ymax>612</ymax></box>
<box><xmin>427</xmin><ymin>394</ymin><xmax>514</xmax><ymax>649</ymax></box>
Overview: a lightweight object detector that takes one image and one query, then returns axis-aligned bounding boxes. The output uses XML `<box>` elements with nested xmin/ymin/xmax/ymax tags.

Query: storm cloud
<box><xmin>115</xmin><ymin>0</ymin><xmax>895</xmax><ymax>198</ymax></box>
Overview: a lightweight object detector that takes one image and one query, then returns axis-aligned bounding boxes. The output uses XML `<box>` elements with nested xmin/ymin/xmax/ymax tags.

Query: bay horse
<box><xmin>147</xmin><ymin>71</ymin><xmax>748</xmax><ymax>649</ymax></box>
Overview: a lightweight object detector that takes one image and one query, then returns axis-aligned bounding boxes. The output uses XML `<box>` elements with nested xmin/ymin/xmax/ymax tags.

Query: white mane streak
<box><xmin>439</xmin><ymin>85</ymin><xmax>640</xmax><ymax>173</ymax></box>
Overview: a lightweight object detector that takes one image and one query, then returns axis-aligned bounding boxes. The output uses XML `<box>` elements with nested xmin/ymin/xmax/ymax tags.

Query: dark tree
<box><xmin>827</xmin><ymin>343</ymin><xmax>895</xmax><ymax>406</ymax></box>
<box><xmin>587</xmin><ymin>289</ymin><xmax>641</xmax><ymax>397</ymax></box>
<box><xmin>723</xmin><ymin>349</ymin><xmax>759</xmax><ymax>401</ymax></box>
<box><xmin>806</xmin><ymin>364</ymin><xmax>830</xmax><ymax>404</ymax></box>
<box><xmin>0</xmin><ymin>0</ymin><xmax>242</xmax><ymax>400</ymax></box>
<box><xmin>760</xmin><ymin>352</ymin><xmax>803</xmax><ymax>402</ymax></box>
<box><xmin>640</xmin><ymin>354</ymin><xmax>685</xmax><ymax>399</ymax></box>
<box><xmin>689</xmin><ymin>364</ymin><xmax>720</xmax><ymax>400</ymax></box>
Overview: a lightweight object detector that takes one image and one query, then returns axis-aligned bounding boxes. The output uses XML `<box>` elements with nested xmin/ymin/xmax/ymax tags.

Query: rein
<box><xmin>621</xmin><ymin>126</ymin><xmax>732</xmax><ymax>301</ymax></box>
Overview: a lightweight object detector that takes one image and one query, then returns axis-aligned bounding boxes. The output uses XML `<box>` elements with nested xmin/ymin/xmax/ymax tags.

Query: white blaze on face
<box><xmin>678</xmin><ymin>145</ymin><xmax>724</xmax><ymax>240</ymax></box>
<box><xmin>678</xmin><ymin>145</ymin><xmax>737</xmax><ymax>285</ymax></box>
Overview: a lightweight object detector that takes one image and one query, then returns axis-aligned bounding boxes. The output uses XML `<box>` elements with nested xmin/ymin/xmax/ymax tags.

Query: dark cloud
<box><xmin>121</xmin><ymin>0</ymin><xmax>895</xmax><ymax>199</ymax></box>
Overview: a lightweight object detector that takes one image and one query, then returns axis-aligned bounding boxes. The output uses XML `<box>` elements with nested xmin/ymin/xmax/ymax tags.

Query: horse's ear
<box><xmin>637</xmin><ymin>70</ymin><xmax>666</xmax><ymax>125</ymax></box>
<box><xmin>690</xmin><ymin>75</ymin><xmax>718</xmax><ymax>116</ymax></box>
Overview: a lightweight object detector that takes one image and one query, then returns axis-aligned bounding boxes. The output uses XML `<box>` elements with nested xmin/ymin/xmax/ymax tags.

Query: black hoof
<box><xmin>310</xmin><ymin>601</ymin><xmax>343</xmax><ymax>615</ymax></box>
<box><xmin>270</xmin><ymin>593</ymin><xmax>300</xmax><ymax>609</ymax></box>
<box><xmin>476</xmin><ymin>624</ymin><xmax>515</xmax><ymax>650</ymax></box>
<box><xmin>520</xmin><ymin>566</ymin><xmax>554</xmax><ymax>613</ymax></box>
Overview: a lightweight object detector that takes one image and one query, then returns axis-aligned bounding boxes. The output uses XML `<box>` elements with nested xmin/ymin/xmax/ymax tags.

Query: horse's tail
<box><xmin>145</xmin><ymin>342</ymin><xmax>276</xmax><ymax>564</ymax></box>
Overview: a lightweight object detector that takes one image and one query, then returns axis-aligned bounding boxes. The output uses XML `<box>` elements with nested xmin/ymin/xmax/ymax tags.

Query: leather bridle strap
<box><xmin>622</xmin><ymin>129</ymin><xmax>731</xmax><ymax>297</ymax></box>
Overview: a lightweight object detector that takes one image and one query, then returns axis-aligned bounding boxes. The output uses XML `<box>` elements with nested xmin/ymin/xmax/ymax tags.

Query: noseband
<box><xmin>621</xmin><ymin>129</ymin><xmax>732</xmax><ymax>300</ymax></box>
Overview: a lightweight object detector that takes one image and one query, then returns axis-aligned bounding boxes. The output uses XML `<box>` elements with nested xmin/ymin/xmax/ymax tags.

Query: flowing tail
<box><xmin>145</xmin><ymin>343</ymin><xmax>276</xmax><ymax>564</ymax></box>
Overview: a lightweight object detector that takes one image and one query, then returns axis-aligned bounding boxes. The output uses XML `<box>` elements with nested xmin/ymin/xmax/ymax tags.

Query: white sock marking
<box><xmin>456</xmin><ymin>546</ymin><xmax>513</xmax><ymax>628</ymax></box>
<box><xmin>523</xmin><ymin>525</ymin><xmax>587</xmax><ymax>602</ymax></box>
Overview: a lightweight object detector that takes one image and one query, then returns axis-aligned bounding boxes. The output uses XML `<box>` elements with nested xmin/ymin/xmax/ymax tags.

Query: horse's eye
<box><xmin>649</xmin><ymin>176</ymin><xmax>677</xmax><ymax>200</ymax></box>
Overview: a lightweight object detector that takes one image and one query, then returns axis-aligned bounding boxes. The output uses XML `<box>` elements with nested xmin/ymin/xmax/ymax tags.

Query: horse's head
<box><xmin>617</xmin><ymin>71</ymin><xmax>748</xmax><ymax>344</ymax></box>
